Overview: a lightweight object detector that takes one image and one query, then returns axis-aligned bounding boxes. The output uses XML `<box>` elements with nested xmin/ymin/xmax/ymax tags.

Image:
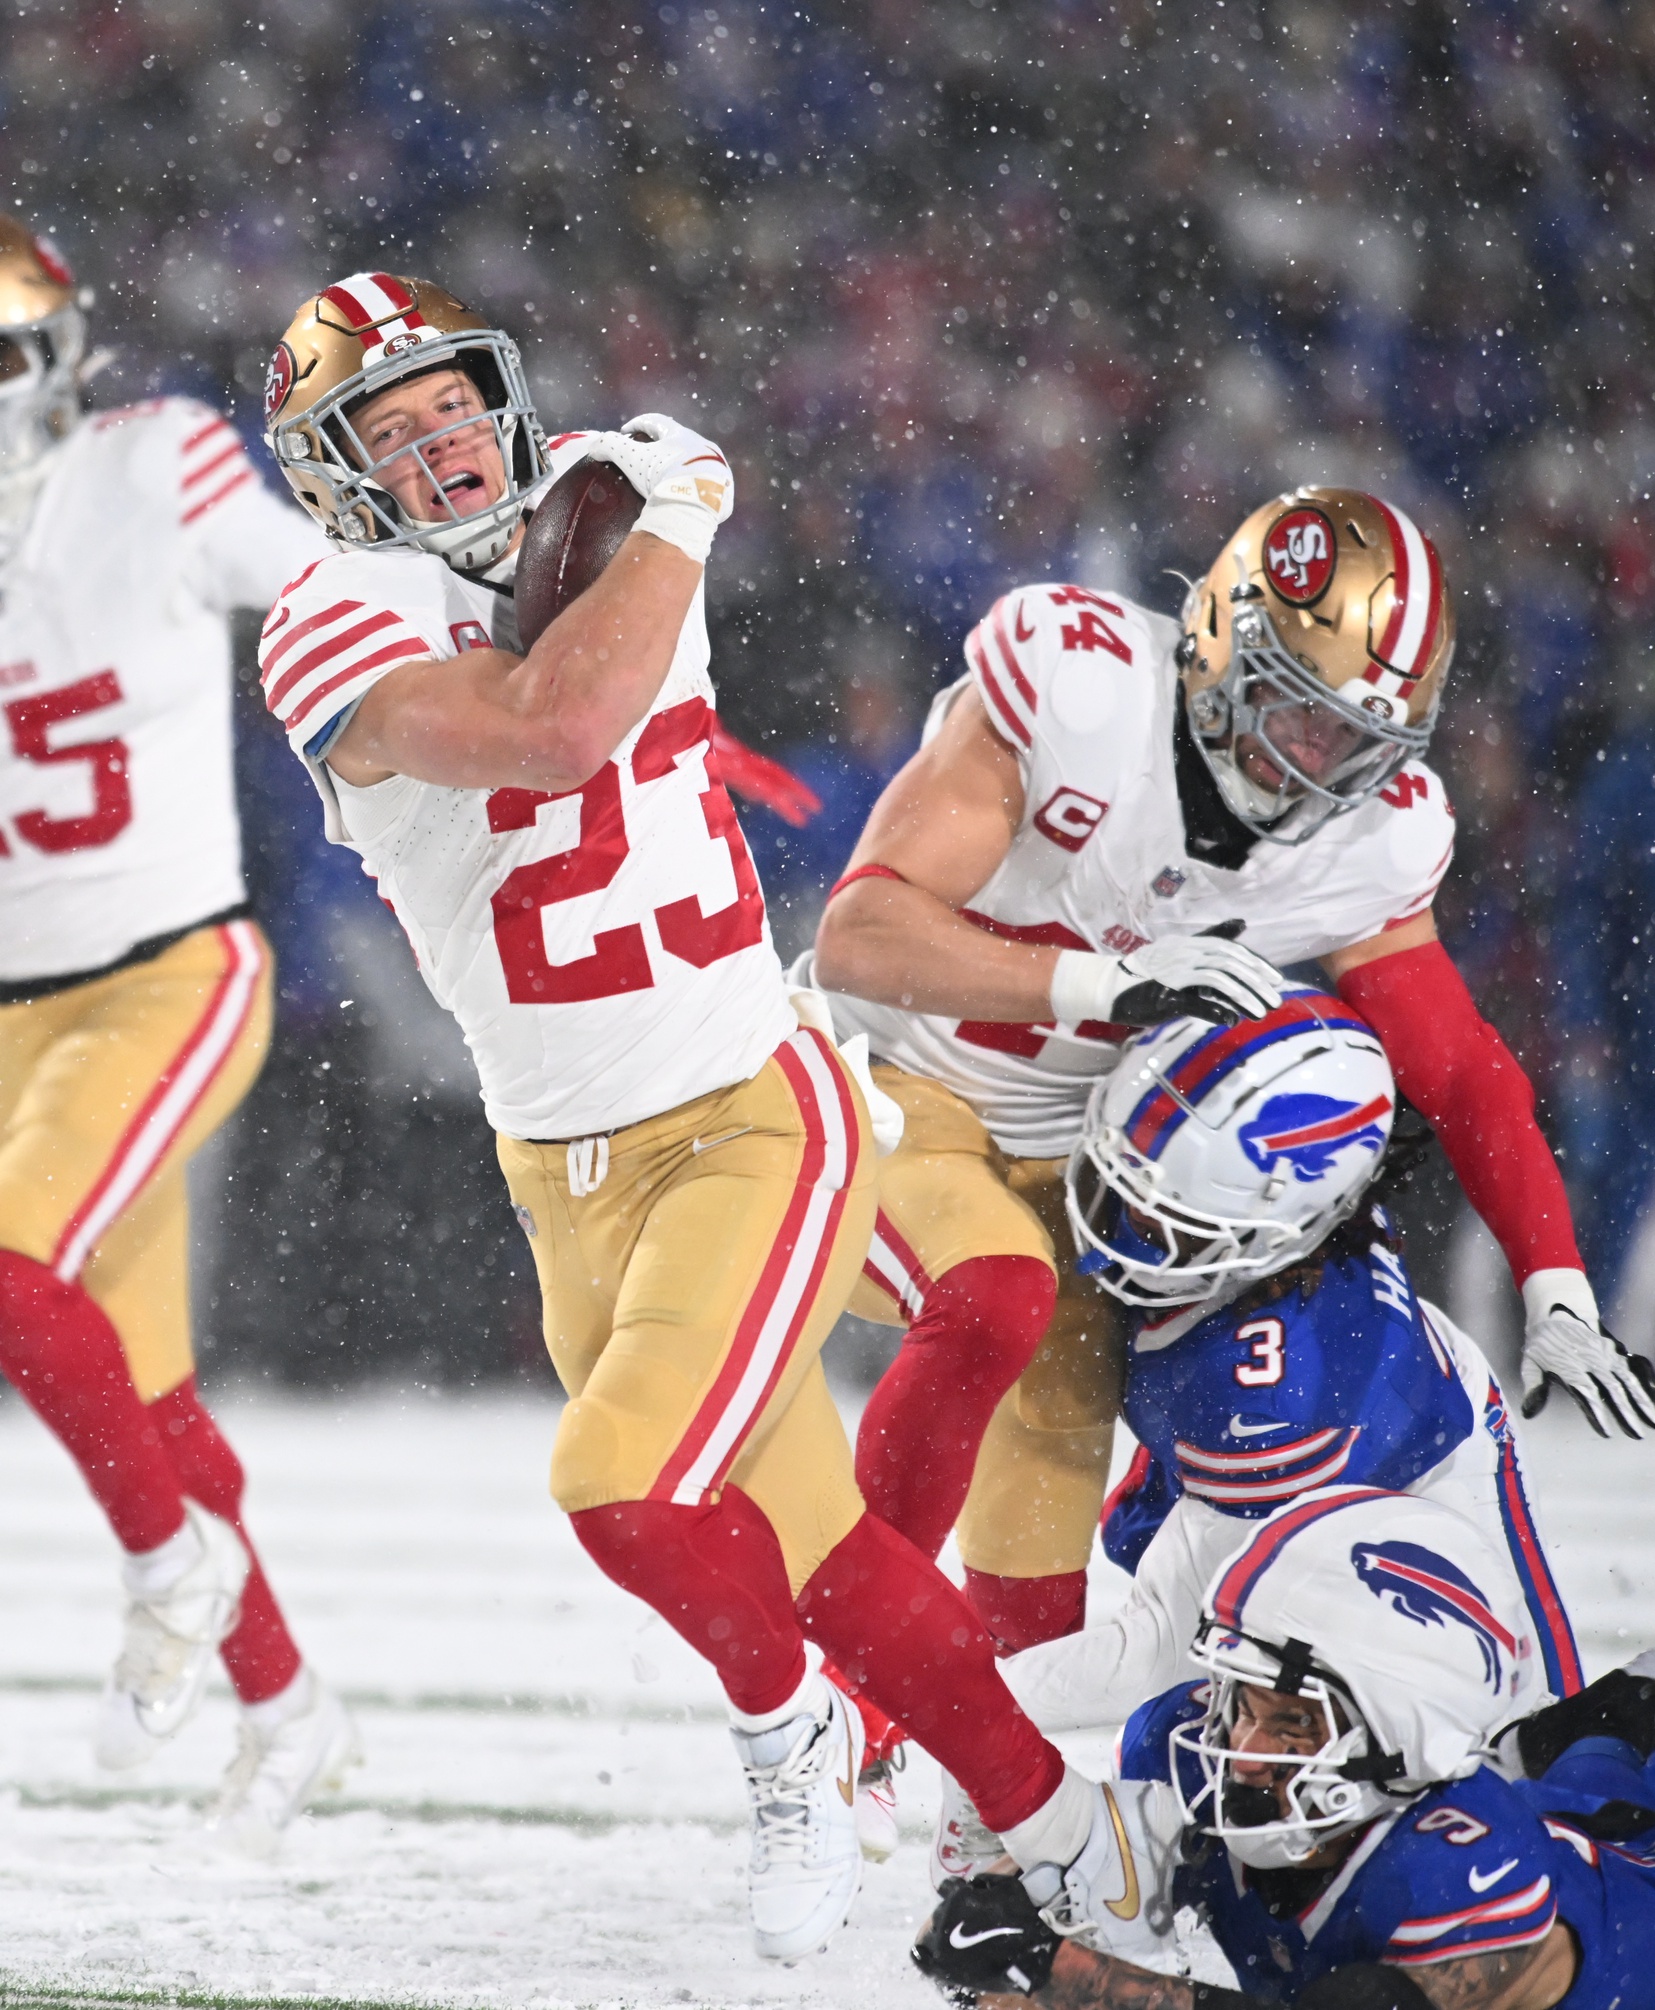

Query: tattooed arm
<box><xmin>974</xmin><ymin>1925</ymin><xmax>1576</xmax><ymax>2010</ymax></box>
<box><xmin>1405</xmin><ymin>1924</ymin><xmax>1578</xmax><ymax>2010</ymax></box>
<box><xmin>978</xmin><ymin>1940</ymin><xmax>1200</xmax><ymax>2010</ymax></box>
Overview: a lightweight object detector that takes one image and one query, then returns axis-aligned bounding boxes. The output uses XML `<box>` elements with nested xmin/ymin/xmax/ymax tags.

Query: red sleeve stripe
<box><xmin>1178</xmin><ymin>1430</ymin><xmax>1360</xmax><ymax>1504</ymax></box>
<box><xmin>183</xmin><ymin>440</ymin><xmax>247</xmax><ymax>490</ymax></box>
<box><xmin>262</xmin><ymin>599</ymin><xmax>366</xmax><ymax>680</ymax></box>
<box><xmin>182</xmin><ymin>415</ymin><xmax>234</xmax><ymax>452</ymax></box>
<box><xmin>969</xmin><ymin>634</ymin><xmax>1033</xmax><ymax>749</ymax></box>
<box><xmin>285</xmin><ymin>639</ymin><xmax>430</xmax><ymax>733</ymax></box>
<box><xmin>180</xmin><ymin>467</ymin><xmax>256</xmax><ymax>527</ymax></box>
<box><xmin>266</xmin><ymin>611</ymin><xmax>414</xmax><ymax>712</ymax></box>
<box><xmin>989</xmin><ymin>600</ymin><xmax>1038</xmax><ymax>712</ymax></box>
<box><xmin>1386</xmin><ymin>1877</ymin><xmax>1553</xmax><ymax>1945</ymax></box>
<box><xmin>262</xmin><ymin>560</ymin><xmax>326</xmax><ymax>635</ymax></box>
<box><xmin>1388</xmin><ymin>1900</ymin><xmax>1557</xmax><ymax>1966</ymax></box>
<box><xmin>1175</xmin><ymin>1427</ymin><xmax>1344</xmax><ymax>1473</ymax></box>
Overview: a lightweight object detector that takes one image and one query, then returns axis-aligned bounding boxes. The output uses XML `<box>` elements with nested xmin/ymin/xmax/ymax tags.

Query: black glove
<box><xmin>913</xmin><ymin>1875</ymin><xmax>1061</xmax><ymax>2002</ymax></box>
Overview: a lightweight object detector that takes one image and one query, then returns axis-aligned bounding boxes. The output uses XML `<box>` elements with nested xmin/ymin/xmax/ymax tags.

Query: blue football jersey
<box><xmin>1116</xmin><ymin>1226</ymin><xmax>1474</xmax><ymax>1538</ymax></box>
<box><xmin>1121</xmin><ymin>1685</ymin><xmax>1655</xmax><ymax>2007</ymax></box>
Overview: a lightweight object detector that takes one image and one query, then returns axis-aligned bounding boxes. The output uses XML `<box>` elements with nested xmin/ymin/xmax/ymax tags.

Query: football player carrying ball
<box><xmin>258</xmin><ymin>270</ymin><xmax>1136</xmax><ymax>1963</ymax></box>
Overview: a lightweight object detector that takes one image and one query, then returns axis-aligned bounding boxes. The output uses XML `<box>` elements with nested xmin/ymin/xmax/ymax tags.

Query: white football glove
<box><xmin>1520</xmin><ymin>1268</ymin><xmax>1655</xmax><ymax>1439</ymax></box>
<box><xmin>585</xmin><ymin>412</ymin><xmax>733</xmax><ymax>564</ymax></box>
<box><xmin>787</xmin><ymin>983</ymin><xmax>905</xmax><ymax>1156</ymax></box>
<box><xmin>1050</xmin><ymin>927</ymin><xmax>1282</xmax><ymax>1030</ymax></box>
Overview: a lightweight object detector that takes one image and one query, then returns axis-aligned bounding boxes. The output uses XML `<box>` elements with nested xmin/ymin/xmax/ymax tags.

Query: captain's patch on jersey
<box><xmin>1264</xmin><ymin>506</ymin><xmax>1337</xmax><ymax>606</ymax></box>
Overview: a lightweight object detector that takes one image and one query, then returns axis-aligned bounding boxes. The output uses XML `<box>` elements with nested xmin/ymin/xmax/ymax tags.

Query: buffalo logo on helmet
<box><xmin>1351</xmin><ymin>1540</ymin><xmax>1516</xmax><ymax>1689</ymax></box>
<box><xmin>1263</xmin><ymin>506</ymin><xmax>1337</xmax><ymax>606</ymax></box>
<box><xmin>263</xmin><ymin>341</ymin><xmax>297</xmax><ymax>425</ymax></box>
<box><xmin>1237</xmin><ymin>1091</ymin><xmax>1391</xmax><ymax>1184</ymax></box>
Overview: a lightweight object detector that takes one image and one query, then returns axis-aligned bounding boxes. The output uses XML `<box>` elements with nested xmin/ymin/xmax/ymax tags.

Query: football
<box><xmin>514</xmin><ymin>457</ymin><xmax>645</xmax><ymax>648</ymax></box>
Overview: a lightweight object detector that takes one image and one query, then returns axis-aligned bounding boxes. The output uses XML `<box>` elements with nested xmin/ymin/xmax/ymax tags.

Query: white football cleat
<box><xmin>208</xmin><ymin>1671</ymin><xmax>361</xmax><ymax>1859</ymax></box>
<box><xmin>94</xmin><ymin>1504</ymin><xmax>250</xmax><ymax>1771</ymax></box>
<box><xmin>931</xmin><ymin>1767</ymin><xmax>1006</xmax><ymax>1889</ymax></box>
<box><xmin>1018</xmin><ymin>1778</ymin><xmax>1182</xmax><ymax>1965</ymax></box>
<box><xmin>732</xmin><ymin>1672</ymin><xmax>865</xmax><ymax>1963</ymax></box>
<box><xmin>856</xmin><ymin>1754</ymin><xmax>901</xmax><ymax>1864</ymax></box>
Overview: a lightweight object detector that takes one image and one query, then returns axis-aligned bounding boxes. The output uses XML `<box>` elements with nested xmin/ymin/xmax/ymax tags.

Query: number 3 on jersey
<box><xmin>1234</xmin><ymin>1317</ymin><xmax>1285</xmax><ymax>1388</ymax></box>
<box><xmin>488</xmin><ymin>698</ymin><xmax>764</xmax><ymax>1005</ymax></box>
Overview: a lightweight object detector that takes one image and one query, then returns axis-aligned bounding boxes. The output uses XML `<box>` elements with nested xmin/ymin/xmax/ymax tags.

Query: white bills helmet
<box><xmin>1172</xmin><ymin>1487</ymin><xmax>1541</xmax><ymax>1868</ymax></box>
<box><xmin>1066</xmin><ymin>990</ymin><xmax>1395</xmax><ymax>1308</ymax></box>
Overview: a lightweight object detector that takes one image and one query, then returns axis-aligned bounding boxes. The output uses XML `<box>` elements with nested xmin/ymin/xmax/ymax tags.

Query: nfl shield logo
<box><xmin>1152</xmin><ymin>866</ymin><xmax>1186</xmax><ymax>898</ymax></box>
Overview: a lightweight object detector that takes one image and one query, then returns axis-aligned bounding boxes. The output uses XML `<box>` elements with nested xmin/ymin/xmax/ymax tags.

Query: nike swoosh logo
<box><xmin>1014</xmin><ymin>608</ymin><xmax>1035</xmax><ymax>642</ymax></box>
<box><xmin>838</xmin><ymin>1700</ymin><xmax>856</xmax><ymax>1807</ymax></box>
<box><xmin>691</xmin><ymin>1126</ymin><xmax>753</xmax><ymax>1155</ymax></box>
<box><xmin>1467</xmin><ymin>1858</ymin><xmax>1519</xmax><ymax>1893</ymax></box>
<box><xmin>950</xmin><ymin>1923</ymin><xmax>1023</xmax><ymax>1950</ymax></box>
<box><xmin>1102</xmin><ymin>1785</ymin><xmax>1141</xmax><ymax>1921</ymax></box>
<box><xmin>1229</xmin><ymin>1415</ymin><xmax>1292</xmax><ymax>1437</ymax></box>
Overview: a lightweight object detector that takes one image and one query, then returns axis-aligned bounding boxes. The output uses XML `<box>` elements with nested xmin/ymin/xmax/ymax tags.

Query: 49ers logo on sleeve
<box><xmin>1264</xmin><ymin>506</ymin><xmax>1336</xmax><ymax>606</ymax></box>
<box><xmin>1033</xmin><ymin>786</ymin><xmax>1108</xmax><ymax>853</ymax></box>
<box><xmin>263</xmin><ymin>342</ymin><xmax>297</xmax><ymax>424</ymax></box>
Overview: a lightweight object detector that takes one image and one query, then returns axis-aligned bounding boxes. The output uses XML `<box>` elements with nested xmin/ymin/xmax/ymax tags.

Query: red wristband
<box><xmin>826</xmin><ymin>862</ymin><xmax>910</xmax><ymax>903</ymax></box>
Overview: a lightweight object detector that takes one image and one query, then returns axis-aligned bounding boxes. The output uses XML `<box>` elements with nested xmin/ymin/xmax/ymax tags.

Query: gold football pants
<box><xmin>0</xmin><ymin>920</ymin><xmax>273</xmax><ymax>1403</ymax></box>
<box><xmin>498</xmin><ymin>1027</ymin><xmax>878</xmax><ymax>1595</ymax></box>
<box><xmin>848</xmin><ymin>1066</ymin><xmax>1123</xmax><ymax>1579</ymax></box>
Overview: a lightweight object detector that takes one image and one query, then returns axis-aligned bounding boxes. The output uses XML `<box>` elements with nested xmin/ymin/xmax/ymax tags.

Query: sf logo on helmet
<box><xmin>1264</xmin><ymin>506</ymin><xmax>1337</xmax><ymax>606</ymax></box>
<box><xmin>1237</xmin><ymin>1092</ymin><xmax>1391</xmax><ymax>1184</ymax></box>
<box><xmin>264</xmin><ymin>342</ymin><xmax>297</xmax><ymax>425</ymax></box>
<box><xmin>1351</xmin><ymin>1540</ymin><xmax>1517</xmax><ymax>1690</ymax></box>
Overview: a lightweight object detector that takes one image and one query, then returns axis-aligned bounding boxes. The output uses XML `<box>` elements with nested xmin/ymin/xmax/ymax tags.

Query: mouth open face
<box><xmin>347</xmin><ymin>365</ymin><xmax>508</xmax><ymax>526</ymax></box>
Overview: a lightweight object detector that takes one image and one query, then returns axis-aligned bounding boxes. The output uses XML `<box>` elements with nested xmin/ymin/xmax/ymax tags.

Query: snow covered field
<box><xmin>0</xmin><ymin>1379</ymin><xmax>1650</xmax><ymax>2010</ymax></box>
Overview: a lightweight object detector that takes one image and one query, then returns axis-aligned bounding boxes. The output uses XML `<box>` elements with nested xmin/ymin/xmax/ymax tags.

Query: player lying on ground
<box><xmin>914</xmin><ymin>1487</ymin><xmax>1655</xmax><ymax>2010</ymax></box>
<box><xmin>0</xmin><ymin>217</ymin><xmax>355</xmax><ymax>1852</ymax></box>
<box><xmin>809</xmin><ymin>490</ymin><xmax>1653</xmax><ymax>1704</ymax></box>
<box><xmin>961</xmin><ymin>992</ymin><xmax>1584</xmax><ymax>1809</ymax></box>
<box><xmin>258</xmin><ymin>269</ymin><xmax>1158</xmax><ymax>1963</ymax></box>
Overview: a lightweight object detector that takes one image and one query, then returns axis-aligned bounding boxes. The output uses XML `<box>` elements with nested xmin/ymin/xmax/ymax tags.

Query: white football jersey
<box><xmin>0</xmin><ymin>398</ymin><xmax>327</xmax><ymax>984</ymax></box>
<box><xmin>259</xmin><ymin>462</ymin><xmax>794</xmax><ymax>1140</ymax></box>
<box><xmin>830</xmin><ymin>582</ymin><xmax>1456</xmax><ymax>1159</ymax></box>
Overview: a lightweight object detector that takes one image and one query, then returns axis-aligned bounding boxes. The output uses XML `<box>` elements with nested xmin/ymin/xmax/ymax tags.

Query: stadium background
<box><xmin>4</xmin><ymin>0</ymin><xmax>1652</xmax><ymax>1388</ymax></box>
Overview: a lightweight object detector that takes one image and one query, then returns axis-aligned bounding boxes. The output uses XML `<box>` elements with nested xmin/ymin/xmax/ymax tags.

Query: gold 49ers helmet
<box><xmin>0</xmin><ymin>218</ymin><xmax>86</xmax><ymax>551</ymax></box>
<box><xmin>264</xmin><ymin>270</ymin><xmax>549</xmax><ymax>573</ymax></box>
<box><xmin>1177</xmin><ymin>488</ymin><xmax>1455</xmax><ymax>845</ymax></box>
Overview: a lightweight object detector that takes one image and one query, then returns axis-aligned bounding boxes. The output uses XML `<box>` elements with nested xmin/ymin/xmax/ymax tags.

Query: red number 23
<box><xmin>488</xmin><ymin>699</ymin><xmax>765</xmax><ymax>1005</ymax></box>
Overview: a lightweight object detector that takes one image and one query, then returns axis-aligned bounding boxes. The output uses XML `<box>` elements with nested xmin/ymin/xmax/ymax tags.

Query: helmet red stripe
<box><xmin>1210</xmin><ymin>1485</ymin><xmax>1380</xmax><ymax>1630</ymax></box>
<box><xmin>1374</xmin><ymin>498</ymin><xmax>1411</xmax><ymax>665</ymax></box>
<box><xmin>1255</xmin><ymin>1092</ymin><xmax>1394</xmax><ymax>1154</ymax></box>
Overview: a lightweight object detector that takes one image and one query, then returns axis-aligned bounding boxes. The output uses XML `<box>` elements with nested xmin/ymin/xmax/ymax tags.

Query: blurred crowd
<box><xmin>5</xmin><ymin>0</ymin><xmax>1655</xmax><ymax>1375</ymax></box>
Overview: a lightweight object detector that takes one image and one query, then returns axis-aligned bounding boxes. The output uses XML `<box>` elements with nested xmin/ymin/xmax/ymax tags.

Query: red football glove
<box><xmin>710</xmin><ymin>720</ymin><xmax>822</xmax><ymax>828</ymax></box>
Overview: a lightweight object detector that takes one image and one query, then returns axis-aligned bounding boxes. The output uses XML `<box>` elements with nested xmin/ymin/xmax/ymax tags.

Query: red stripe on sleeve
<box><xmin>180</xmin><ymin>467</ymin><xmax>256</xmax><ymax>526</ymax></box>
<box><xmin>261</xmin><ymin>600</ymin><xmax>365</xmax><ymax>680</ymax></box>
<box><xmin>266</xmin><ymin>610</ymin><xmax>409</xmax><ymax>712</ymax></box>
<box><xmin>284</xmin><ymin>638</ymin><xmax>431</xmax><ymax>733</ymax></box>
<box><xmin>183</xmin><ymin>440</ymin><xmax>247</xmax><ymax>489</ymax></box>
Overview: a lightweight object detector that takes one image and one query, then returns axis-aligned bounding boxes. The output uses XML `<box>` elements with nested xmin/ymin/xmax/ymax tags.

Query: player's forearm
<box><xmin>1335</xmin><ymin>940</ymin><xmax>1582</xmax><ymax>1285</ymax></box>
<box><xmin>982</xmin><ymin>1941</ymin><xmax>1197</xmax><ymax>2010</ymax></box>
<box><xmin>1001</xmin><ymin>1603</ymin><xmax>1185</xmax><ymax>1735</ymax></box>
<box><xmin>504</xmin><ymin>530</ymin><xmax>703</xmax><ymax>785</ymax></box>
<box><xmin>814</xmin><ymin>878</ymin><xmax>1060</xmax><ymax>1019</ymax></box>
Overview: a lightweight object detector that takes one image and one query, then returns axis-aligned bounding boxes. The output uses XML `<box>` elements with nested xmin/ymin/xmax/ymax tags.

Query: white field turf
<box><xmin>0</xmin><ymin>1378</ymin><xmax>1650</xmax><ymax>2010</ymax></box>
